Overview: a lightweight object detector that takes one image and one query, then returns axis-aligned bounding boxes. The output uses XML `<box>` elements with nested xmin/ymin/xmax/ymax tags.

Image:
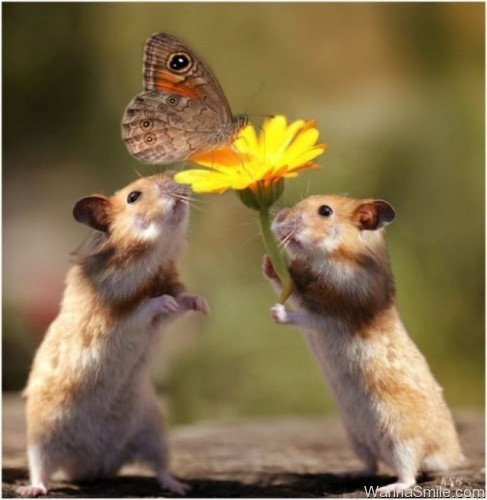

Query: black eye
<box><xmin>168</xmin><ymin>52</ymin><xmax>192</xmax><ymax>72</ymax></box>
<box><xmin>127</xmin><ymin>191</ymin><xmax>142</xmax><ymax>204</ymax></box>
<box><xmin>318</xmin><ymin>205</ymin><xmax>333</xmax><ymax>217</ymax></box>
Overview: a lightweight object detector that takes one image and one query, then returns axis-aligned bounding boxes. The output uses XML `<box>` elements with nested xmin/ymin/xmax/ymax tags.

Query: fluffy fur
<box><xmin>264</xmin><ymin>194</ymin><xmax>463</xmax><ymax>494</ymax></box>
<box><xmin>17</xmin><ymin>172</ymin><xmax>208</xmax><ymax>497</ymax></box>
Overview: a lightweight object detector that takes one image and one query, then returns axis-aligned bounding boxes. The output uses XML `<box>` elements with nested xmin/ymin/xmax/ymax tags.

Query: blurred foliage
<box><xmin>3</xmin><ymin>3</ymin><xmax>484</xmax><ymax>424</ymax></box>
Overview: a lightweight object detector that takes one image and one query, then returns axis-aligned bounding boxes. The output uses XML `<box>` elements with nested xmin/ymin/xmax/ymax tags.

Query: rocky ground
<box><xmin>3</xmin><ymin>393</ymin><xmax>484</xmax><ymax>498</ymax></box>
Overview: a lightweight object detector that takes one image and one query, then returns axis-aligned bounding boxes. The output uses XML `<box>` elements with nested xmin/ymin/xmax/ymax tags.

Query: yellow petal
<box><xmin>258</xmin><ymin>115</ymin><xmax>287</xmax><ymax>155</ymax></box>
<box><xmin>261</xmin><ymin>117</ymin><xmax>306</xmax><ymax>162</ymax></box>
<box><xmin>189</xmin><ymin>147</ymin><xmax>252</xmax><ymax>169</ymax></box>
<box><xmin>179</xmin><ymin>115</ymin><xmax>327</xmax><ymax>196</ymax></box>
<box><xmin>283</xmin><ymin>143</ymin><xmax>328</xmax><ymax>171</ymax></box>
<box><xmin>234</xmin><ymin>124</ymin><xmax>259</xmax><ymax>154</ymax></box>
<box><xmin>175</xmin><ymin>169</ymin><xmax>233</xmax><ymax>193</ymax></box>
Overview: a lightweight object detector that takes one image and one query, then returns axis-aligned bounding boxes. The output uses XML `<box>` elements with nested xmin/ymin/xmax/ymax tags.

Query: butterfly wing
<box><xmin>143</xmin><ymin>33</ymin><xmax>234</xmax><ymax>121</ymax></box>
<box><xmin>122</xmin><ymin>90</ymin><xmax>233</xmax><ymax>164</ymax></box>
<box><xmin>122</xmin><ymin>33</ymin><xmax>246</xmax><ymax>164</ymax></box>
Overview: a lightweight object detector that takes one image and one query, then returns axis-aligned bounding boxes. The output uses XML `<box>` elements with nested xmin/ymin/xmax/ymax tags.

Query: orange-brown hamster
<box><xmin>17</xmin><ymin>172</ymin><xmax>208</xmax><ymax>497</ymax></box>
<box><xmin>263</xmin><ymin>194</ymin><xmax>463</xmax><ymax>494</ymax></box>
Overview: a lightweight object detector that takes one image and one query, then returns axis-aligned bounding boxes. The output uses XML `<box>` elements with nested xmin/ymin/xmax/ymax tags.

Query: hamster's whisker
<box><xmin>174</xmin><ymin>192</ymin><xmax>201</xmax><ymax>206</ymax></box>
<box><xmin>275</xmin><ymin>232</ymin><xmax>291</xmax><ymax>249</ymax></box>
<box><xmin>133</xmin><ymin>167</ymin><xmax>144</xmax><ymax>179</ymax></box>
<box><xmin>304</xmin><ymin>181</ymin><xmax>311</xmax><ymax>198</ymax></box>
<box><xmin>175</xmin><ymin>194</ymin><xmax>194</xmax><ymax>203</ymax></box>
<box><xmin>233</xmin><ymin>227</ymin><xmax>261</xmax><ymax>248</ymax></box>
<box><xmin>227</xmin><ymin>209</ymin><xmax>260</xmax><ymax>248</ymax></box>
<box><xmin>276</xmin><ymin>226</ymin><xmax>298</xmax><ymax>250</ymax></box>
<box><xmin>247</xmin><ymin>219</ymin><xmax>261</xmax><ymax>234</ymax></box>
<box><xmin>187</xmin><ymin>201</ymin><xmax>203</xmax><ymax>212</ymax></box>
<box><xmin>187</xmin><ymin>199</ymin><xmax>205</xmax><ymax>212</ymax></box>
<box><xmin>238</xmin><ymin>225</ymin><xmax>261</xmax><ymax>242</ymax></box>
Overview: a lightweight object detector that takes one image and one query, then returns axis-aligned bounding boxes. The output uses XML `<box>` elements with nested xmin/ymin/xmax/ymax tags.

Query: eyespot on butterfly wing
<box><xmin>121</xmin><ymin>32</ymin><xmax>247</xmax><ymax>165</ymax></box>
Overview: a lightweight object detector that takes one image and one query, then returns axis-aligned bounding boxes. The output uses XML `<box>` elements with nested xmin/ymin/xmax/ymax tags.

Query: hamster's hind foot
<box><xmin>158</xmin><ymin>472</ymin><xmax>190</xmax><ymax>496</ymax></box>
<box><xmin>16</xmin><ymin>483</ymin><xmax>47</xmax><ymax>498</ymax></box>
<box><xmin>377</xmin><ymin>479</ymin><xmax>416</xmax><ymax>495</ymax></box>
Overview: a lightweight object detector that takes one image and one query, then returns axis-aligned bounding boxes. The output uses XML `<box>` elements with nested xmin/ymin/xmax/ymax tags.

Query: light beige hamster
<box><xmin>263</xmin><ymin>194</ymin><xmax>463</xmax><ymax>495</ymax></box>
<box><xmin>17</xmin><ymin>171</ymin><xmax>209</xmax><ymax>497</ymax></box>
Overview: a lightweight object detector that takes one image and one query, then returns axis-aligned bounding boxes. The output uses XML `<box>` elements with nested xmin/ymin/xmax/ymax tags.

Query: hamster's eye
<box><xmin>318</xmin><ymin>205</ymin><xmax>333</xmax><ymax>217</ymax></box>
<box><xmin>127</xmin><ymin>191</ymin><xmax>142</xmax><ymax>204</ymax></box>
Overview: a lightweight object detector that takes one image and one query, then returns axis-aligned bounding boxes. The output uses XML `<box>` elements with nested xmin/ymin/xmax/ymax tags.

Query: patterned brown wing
<box><xmin>142</xmin><ymin>33</ymin><xmax>234</xmax><ymax>119</ymax></box>
<box><xmin>121</xmin><ymin>33</ymin><xmax>247</xmax><ymax>164</ymax></box>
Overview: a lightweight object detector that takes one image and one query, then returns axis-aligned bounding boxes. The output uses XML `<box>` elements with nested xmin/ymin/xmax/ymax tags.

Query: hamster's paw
<box><xmin>158</xmin><ymin>472</ymin><xmax>190</xmax><ymax>496</ymax></box>
<box><xmin>16</xmin><ymin>484</ymin><xmax>47</xmax><ymax>497</ymax></box>
<box><xmin>262</xmin><ymin>255</ymin><xmax>280</xmax><ymax>283</ymax></box>
<box><xmin>377</xmin><ymin>480</ymin><xmax>416</xmax><ymax>495</ymax></box>
<box><xmin>178</xmin><ymin>294</ymin><xmax>210</xmax><ymax>315</ymax></box>
<box><xmin>271</xmin><ymin>303</ymin><xmax>291</xmax><ymax>324</ymax></box>
<box><xmin>153</xmin><ymin>295</ymin><xmax>180</xmax><ymax>315</ymax></box>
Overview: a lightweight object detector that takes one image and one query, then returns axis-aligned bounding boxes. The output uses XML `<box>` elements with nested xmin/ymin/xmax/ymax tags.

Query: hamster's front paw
<box><xmin>158</xmin><ymin>472</ymin><xmax>190</xmax><ymax>496</ymax></box>
<box><xmin>271</xmin><ymin>304</ymin><xmax>316</xmax><ymax>328</ymax></box>
<box><xmin>178</xmin><ymin>294</ymin><xmax>210</xmax><ymax>315</ymax></box>
<box><xmin>271</xmin><ymin>303</ymin><xmax>291</xmax><ymax>324</ymax></box>
<box><xmin>262</xmin><ymin>255</ymin><xmax>280</xmax><ymax>283</ymax></box>
<box><xmin>151</xmin><ymin>294</ymin><xmax>181</xmax><ymax>315</ymax></box>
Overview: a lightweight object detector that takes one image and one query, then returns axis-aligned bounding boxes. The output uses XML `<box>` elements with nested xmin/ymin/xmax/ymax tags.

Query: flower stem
<box><xmin>258</xmin><ymin>208</ymin><xmax>293</xmax><ymax>304</ymax></box>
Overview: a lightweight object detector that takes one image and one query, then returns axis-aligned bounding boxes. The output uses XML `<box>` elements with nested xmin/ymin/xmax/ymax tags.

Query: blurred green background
<box><xmin>3</xmin><ymin>3</ymin><xmax>484</xmax><ymax>425</ymax></box>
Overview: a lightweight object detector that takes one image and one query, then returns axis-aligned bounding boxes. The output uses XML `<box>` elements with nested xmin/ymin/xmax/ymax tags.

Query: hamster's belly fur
<box><xmin>302</xmin><ymin>310</ymin><xmax>462</xmax><ymax>472</ymax></box>
<box><xmin>27</xmin><ymin>371</ymin><xmax>160</xmax><ymax>480</ymax></box>
<box><xmin>24</xmin><ymin>308</ymin><xmax>164</xmax><ymax>480</ymax></box>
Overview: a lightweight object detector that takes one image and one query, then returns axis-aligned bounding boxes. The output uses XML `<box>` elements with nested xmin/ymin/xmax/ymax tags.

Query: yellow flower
<box><xmin>174</xmin><ymin>115</ymin><xmax>327</xmax><ymax>195</ymax></box>
<box><xmin>175</xmin><ymin>115</ymin><xmax>327</xmax><ymax>304</ymax></box>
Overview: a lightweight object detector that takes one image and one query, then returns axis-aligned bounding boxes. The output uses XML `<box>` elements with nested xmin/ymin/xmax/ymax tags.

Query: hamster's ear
<box><xmin>73</xmin><ymin>196</ymin><xmax>111</xmax><ymax>232</ymax></box>
<box><xmin>356</xmin><ymin>200</ymin><xmax>395</xmax><ymax>231</ymax></box>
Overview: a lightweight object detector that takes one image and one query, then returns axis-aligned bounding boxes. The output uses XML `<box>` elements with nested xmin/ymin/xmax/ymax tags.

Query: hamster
<box><xmin>17</xmin><ymin>171</ymin><xmax>209</xmax><ymax>497</ymax></box>
<box><xmin>263</xmin><ymin>194</ymin><xmax>463</xmax><ymax>494</ymax></box>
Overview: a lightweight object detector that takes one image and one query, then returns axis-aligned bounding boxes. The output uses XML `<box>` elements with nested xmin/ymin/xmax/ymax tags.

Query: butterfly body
<box><xmin>122</xmin><ymin>33</ymin><xmax>247</xmax><ymax>164</ymax></box>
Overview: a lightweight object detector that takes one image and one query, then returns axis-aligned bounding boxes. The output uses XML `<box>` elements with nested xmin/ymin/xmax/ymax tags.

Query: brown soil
<box><xmin>2</xmin><ymin>393</ymin><xmax>484</xmax><ymax>498</ymax></box>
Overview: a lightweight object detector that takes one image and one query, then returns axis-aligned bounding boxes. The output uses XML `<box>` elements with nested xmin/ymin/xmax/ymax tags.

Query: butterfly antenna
<box><xmin>240</xmin><ymin>80</ymin><xmax>267</xmax><ymax>117</ymax></box>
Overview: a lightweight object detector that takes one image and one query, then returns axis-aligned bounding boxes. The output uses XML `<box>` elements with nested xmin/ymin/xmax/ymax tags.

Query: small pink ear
<box><xmin>73</xmin><ymin>196</ymin><xmax>111</xmax><ymax>232</ymax></box>
<box><xmin>356</xmin><ymin>200</ymin><xmax>395</xmax><ymax>231</ymax></box>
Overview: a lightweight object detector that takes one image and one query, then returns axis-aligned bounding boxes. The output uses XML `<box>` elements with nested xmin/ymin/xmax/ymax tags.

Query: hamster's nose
<box><xmin>273</xmin><ymin>208</ymin><xmax>291</xmax><ymax>224</ymax></box>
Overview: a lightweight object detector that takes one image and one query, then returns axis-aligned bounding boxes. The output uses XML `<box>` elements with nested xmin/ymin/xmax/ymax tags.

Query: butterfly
<box><xmin>121</xmin><ymin>33</ymin><xmax>247</xmax><ymax>165</ymax></box>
